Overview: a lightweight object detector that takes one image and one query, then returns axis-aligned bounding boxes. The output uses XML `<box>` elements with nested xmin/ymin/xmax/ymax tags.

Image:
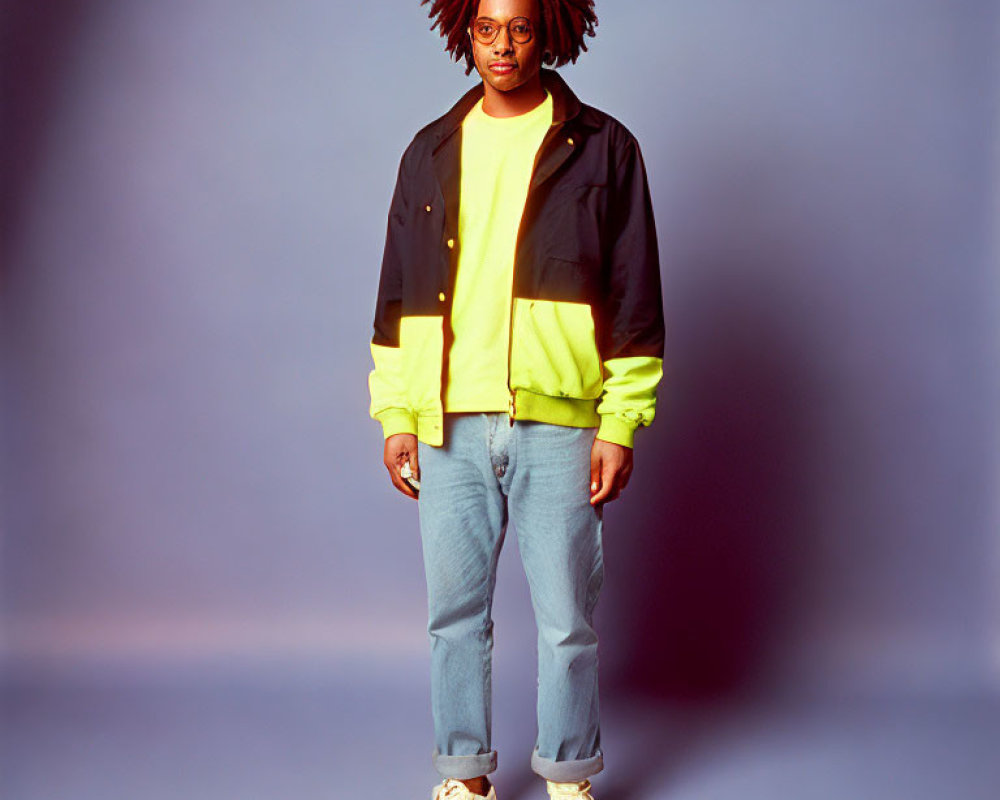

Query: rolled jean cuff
<box><xmin>432</xmin><ymin>747</ymin><xmax>498</xmax><ymax>779</ymax></box>
<box><xmin>531</xmin><ymin>746</ymin><xmax>604</xmax><ymax>782</ymax></box>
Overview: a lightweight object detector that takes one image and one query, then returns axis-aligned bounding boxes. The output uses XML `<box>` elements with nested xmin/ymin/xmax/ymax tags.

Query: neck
<box><xmin>481</xmin><ymin>73</ymin><xmax>546</xmax><ymax>118</ymax></box>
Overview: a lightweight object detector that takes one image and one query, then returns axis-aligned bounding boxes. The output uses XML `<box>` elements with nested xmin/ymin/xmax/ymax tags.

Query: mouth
<box><xmin>489</xmin><ymin>63</ymin><xmax>517</xmax><ymax>75</ymax></box>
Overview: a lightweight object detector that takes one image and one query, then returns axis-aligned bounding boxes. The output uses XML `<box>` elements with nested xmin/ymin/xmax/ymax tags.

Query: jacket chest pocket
<box><xmin>535</xmin><ymin>254</ymin><xmax>602</xmax><ymax>306</ymax></box>
<box><xmin>538</xmin><ymin>181</ymin><xmax>607</xmax><ymax>270</ymax></box>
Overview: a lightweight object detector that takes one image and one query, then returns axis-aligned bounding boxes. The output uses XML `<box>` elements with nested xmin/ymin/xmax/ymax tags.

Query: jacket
<box><xmin>368</xmin><ymin>67</ymin><xmax>664</xmax><ymax>448</ymax></box>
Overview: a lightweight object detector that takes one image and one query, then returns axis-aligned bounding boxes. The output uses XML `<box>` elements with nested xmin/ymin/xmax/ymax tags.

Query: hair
<box><xmin>420</xmin><ymin>0</ymin><xmax>598</xmax><ymax>75</ymax></box>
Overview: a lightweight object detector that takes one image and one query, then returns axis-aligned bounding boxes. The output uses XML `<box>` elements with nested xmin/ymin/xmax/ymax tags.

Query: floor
<box><xmin>3</xmin><ymin>654</ymin><xmax>998</xmax><ymax>799</ymax></box>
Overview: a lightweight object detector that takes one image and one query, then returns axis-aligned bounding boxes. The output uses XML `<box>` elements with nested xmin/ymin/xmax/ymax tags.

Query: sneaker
<box><xmin>432</xmin><ymin>777</ymin><xmax>497</xmax><ymax>800</ymax></box>
<box><xmin>545</xmin><ymin>779</ymin><xmax>594</xmax><ymax>799</ymax></box>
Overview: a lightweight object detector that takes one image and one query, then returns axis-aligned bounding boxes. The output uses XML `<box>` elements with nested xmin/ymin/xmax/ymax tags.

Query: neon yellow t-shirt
<box><xmin>444</xmin><ymin>90</ymin><xmax>553</xmax><ymax>412</ymax></box>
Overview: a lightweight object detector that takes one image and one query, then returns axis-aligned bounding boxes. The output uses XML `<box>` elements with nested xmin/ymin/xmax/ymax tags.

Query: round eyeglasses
<box><xmin>470</xmin><ymin>16</ymin><xmax>534</xmax><ymax>46</ymax></box>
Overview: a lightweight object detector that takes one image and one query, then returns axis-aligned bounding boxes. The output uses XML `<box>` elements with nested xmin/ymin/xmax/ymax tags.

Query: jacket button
<box><xmin>425</xmin><ymin>204</ymin><xmax>432</xmax><ymax>212</ymax></box>
<box><xmin>567</xmin><ymin>137</ymin><xmax>574</xmax><ymax>145</ymax></box>
<box><xmin>438</xmin><ymin>292</ymin><xmax>446</xmax><ymax>302</ymax></box>
<box><xmin>447</xmin><ymin>238</ymin><xmax>455</xmax><ymax>249</ymax></box>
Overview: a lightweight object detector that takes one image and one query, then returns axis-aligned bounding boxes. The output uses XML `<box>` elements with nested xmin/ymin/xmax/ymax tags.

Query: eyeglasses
<box><xmin>469</xmin><ymin>16</ymin><xmax>534</xmax><ymax>46</ymax></box>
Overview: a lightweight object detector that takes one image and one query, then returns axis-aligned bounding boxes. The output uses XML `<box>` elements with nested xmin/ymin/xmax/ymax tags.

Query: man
<box><xmin>368</xmin><ymin>1</ymin><xmax>664</xmax><ymax>798</ymax></box>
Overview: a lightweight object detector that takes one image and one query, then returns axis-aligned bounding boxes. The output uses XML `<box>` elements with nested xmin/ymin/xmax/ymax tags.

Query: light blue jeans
<box><xmin>416</xmin><ymin>412</ymin><xmax>606</xmax><ymax>783</ymax></box>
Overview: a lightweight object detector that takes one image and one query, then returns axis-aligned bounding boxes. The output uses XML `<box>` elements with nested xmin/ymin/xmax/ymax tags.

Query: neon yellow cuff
<box><xmin>596</xmin><ymin>415</ymin><xmax>636</xmax><ymax>449</ymax></box>
<box><xmin>375</xmin><ymin>408</ymin><xmax>418</xmax><ymax>439</ymax></box>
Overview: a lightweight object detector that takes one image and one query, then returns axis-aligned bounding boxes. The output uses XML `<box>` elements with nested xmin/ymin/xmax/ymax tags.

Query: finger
<box><xmin>599</xmin><ymin>462</ymin><xmax>623</xmax><ymax>504</ymax></box>
<box><xmin>387</xmin><ymin>447</ymin><xmax>406</xmax><ymax>468</ymax></box>
<box><xmin>396</xmin><ymin>475</ymin><xmax>418</xmax><ymax>499</ymax></box>
<box><xmin>605</xmin><ymin>481</ymin><xmax>622</xmax><ymax>503</ymax></box>
<box><xmin>603</xmin><ymin>471</ymin><xmax>624</xmax><ymax>503</ymax></box>
<box><xmin>386</xmin><ymin>463</ymin><xmax>418</xmax><ymax>500</ymax></box>
<box><xmin>590</xmin><ymin>480</ymin><xmax>613</xmax><ymax>505</ymax></box>
<box><xmin>591</xmin><ymin>461</ymin><xmax>615</xmax><ymax>505</ymax></box>
<box><xmin>410</xmin><ymin>447</ymin><xmax>420</xmax><ymax>481</ymax></box>
<box><xmin>590</xmin><ymin>448</ymin><xmax>602</xmax><ymax>499</ymax></box>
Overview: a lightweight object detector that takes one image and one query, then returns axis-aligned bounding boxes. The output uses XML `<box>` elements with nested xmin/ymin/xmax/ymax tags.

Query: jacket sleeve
<box><xmin>368</xmin><ymin>147</ymin><xmax>417</xmax><ymax>439</ymax></box>
<box><xmin>595</xmin><ymin>134</ymin><xmax>665</xmax><ymax>448</ymax></box>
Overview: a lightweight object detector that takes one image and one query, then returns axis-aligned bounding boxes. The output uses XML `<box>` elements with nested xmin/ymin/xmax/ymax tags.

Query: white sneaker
<box><xmin>432</xmin><ymin>777</ymin><xmax>498</xmax><ymax>800</ymax></box>
<box><xmin>545</xmin><ymin>779</ymin><xmax>595</xmax><ymax>799</ymax></box>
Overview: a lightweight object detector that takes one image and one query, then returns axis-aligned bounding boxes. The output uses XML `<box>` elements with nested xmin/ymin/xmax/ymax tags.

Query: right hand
<box><xmin>384</xmin><ymin>433</ymin><xmax>419</xmax><ymax>500</ymax></box>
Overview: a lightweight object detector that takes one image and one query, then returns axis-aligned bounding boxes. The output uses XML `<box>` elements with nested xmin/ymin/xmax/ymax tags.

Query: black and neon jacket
<box><xmin>368</xmin><ymin>67</ymin><xmax>664</xmax><ymax>448</ymax></box>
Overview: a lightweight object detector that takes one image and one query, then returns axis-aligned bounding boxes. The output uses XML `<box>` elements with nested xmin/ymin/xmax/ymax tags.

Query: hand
<box><xmin>384</xmin><ymin>433</ymin><xmax>419</xmax><ymax>500</ymax></box>
<box><xmin>590</xmin><ymin>438</ymin><xmax>633</xmax><ymax>506</ymax></box>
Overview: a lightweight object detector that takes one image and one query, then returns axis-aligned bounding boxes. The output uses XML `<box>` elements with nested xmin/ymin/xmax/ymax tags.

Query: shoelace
<box><xmin>436</xmin><ymin>778</ymin><xmax>486</xmax><ymax>800</ymax></box>
<box><xmin>546</xmin><ymin>778</ymin><xmax>594</xmax><ymax>800</ymax></box>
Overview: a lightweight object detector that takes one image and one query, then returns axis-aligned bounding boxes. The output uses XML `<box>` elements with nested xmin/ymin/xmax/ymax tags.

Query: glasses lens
<box><xmin>510</xmin><ymin>18</ymin><xmax>532</xmax><ymax>43</ymax></box>
<box><xmin>473</xmin><ymin>19</ymin><xmax>497</xmax><ymax>43</ymax></box>
<box><xmin>472</xmin><ymin>17</ymin><xmax>533</xmax><ymax>44</ymax></box>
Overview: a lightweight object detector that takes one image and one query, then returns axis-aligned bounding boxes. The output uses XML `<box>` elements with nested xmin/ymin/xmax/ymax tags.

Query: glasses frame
<box><xmin>468</xmin><ymin>16</ymin><xmax>535</xmax><ymax>46</ymax></box>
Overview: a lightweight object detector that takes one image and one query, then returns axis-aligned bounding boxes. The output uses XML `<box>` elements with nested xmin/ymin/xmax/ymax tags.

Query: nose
<box><xmin>492</xmin><ymin>25</ymin><xmax>513</xmax><ymax>54</ymax></box>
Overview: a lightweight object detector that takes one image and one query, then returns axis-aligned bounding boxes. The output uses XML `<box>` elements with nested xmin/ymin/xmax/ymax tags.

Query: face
<box><xmin>468</xmin><ymin>0</ymin><xmax>543</xmax><ymax>93</ymax></box>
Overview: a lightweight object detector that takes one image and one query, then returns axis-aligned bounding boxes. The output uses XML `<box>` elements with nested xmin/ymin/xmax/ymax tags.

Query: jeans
<box><xmin>416</xmin><ymin>412</ymin><xmax>606</xmax><ymax>783</ymax></box>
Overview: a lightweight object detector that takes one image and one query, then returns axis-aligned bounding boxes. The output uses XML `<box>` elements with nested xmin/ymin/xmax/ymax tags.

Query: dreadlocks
<box><xmin>420</xmin><ymin>0</ymin><xmax>598</xmax><ymax>75</ymax></box>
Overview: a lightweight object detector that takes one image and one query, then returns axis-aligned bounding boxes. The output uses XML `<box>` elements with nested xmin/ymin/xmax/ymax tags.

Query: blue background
<box><xmin>1</xmin><ymin>1</ymin><xmax>998</xmax><ymax>797</ymax></box>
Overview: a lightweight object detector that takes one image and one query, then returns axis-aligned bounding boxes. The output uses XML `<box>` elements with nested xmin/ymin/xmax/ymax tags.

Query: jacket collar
<box><xmin>431</xmin><ymin>68</ymin><xmax>598</xmax><ymax>153</ymax></box>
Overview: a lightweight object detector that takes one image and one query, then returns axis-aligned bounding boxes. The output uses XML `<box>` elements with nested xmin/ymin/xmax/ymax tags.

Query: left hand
<box><xmin>590</xmin><ymin>438</ymin><xmax>633</xmax><ymax>506</ymax></box>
